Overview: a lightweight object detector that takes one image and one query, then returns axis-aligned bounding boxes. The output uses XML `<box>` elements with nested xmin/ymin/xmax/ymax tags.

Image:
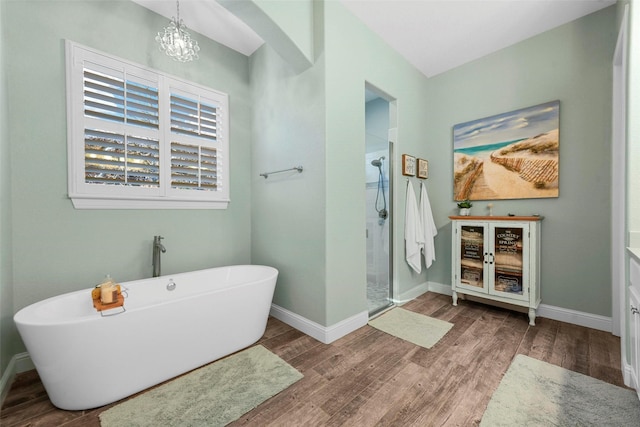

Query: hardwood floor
<box><xmin>1</xmin><ymin>292</ymin><xmax>627</xmax><ymax>426</ymax></box>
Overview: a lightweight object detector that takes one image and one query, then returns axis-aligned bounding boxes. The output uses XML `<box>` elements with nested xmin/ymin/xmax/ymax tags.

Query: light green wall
<box><xmin>3</xmin><ymin>0</ymin><xmax>252</xmax><ymax>355</ymax></box>
<box><xmin>425</xmin><ymin>6</ymin><xmax>617</xmax><ymax>316</ymax></box>
<box><xmin>253</xmin><ymin>0</ymin><xmax>314</xmax><ymax>62</ymax></box>
<box><xmin>365</xmin><ymin>97</ymin><xmax>390</xmax><ymax>153</ymax></box>
<box><xmin>0</xmin><ymin>0</ymin><xmax>17</xmax><ymax>378</ymax></box>
<box><xmin>323</xmin><ymin>1</ymin><xmax>433</xmax><ymax>324</ymax></box>
<box><xmin>249</xmin><ymin>45</ymin><xmax>327</xmax><ymax>324</ymax></box>
<box><xmin>249</xmin><ymin>0</ymin><xmax>326</xmax><ymax>325</ymax></box>
<box><xmin>220</xmin><ymin>0</ymin><xmax>313</xmax><ymax>72</ymax></box>
<box><xmin>250</xmin><ymin>0</ymin><xmax>433</xmax><ymax>326</ymax></box>
<box><xmin>251</xmin><ymin>1</ymin><xmax>617</xmax><ymax>326</ymax></box>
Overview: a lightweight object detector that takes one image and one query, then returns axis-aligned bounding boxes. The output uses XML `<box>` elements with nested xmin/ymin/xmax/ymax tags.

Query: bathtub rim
<box><xmin>14</xmin><ymin>264</ymin><xmax>278</xmax><ymax>327</ymax></box>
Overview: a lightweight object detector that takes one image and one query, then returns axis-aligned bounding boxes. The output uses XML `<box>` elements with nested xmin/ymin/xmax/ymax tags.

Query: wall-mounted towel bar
<box><xmin>260</xmin><ymin>166</ymin><xmax>303</xmax><ymax>179</ymax></box>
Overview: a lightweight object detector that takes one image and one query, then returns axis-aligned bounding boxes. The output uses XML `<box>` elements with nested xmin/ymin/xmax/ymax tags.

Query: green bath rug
<box><xmin>99</xmin><ymin>345</ymin><xmax>303</xmax><ymax>427</ymax></box>
<box><xmin>481</xmin><ymin>354</ymin><xmax>640</xmax><ymax>426</ymax></box>
<box><xmin>368</xmin><ymin>307</ymin><xmax>453</xmax><ymax>349</ymax></box>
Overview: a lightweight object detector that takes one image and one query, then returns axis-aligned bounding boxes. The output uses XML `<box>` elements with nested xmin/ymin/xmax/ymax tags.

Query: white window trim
<box><xmin>65</xmin><ymin>40</ymin><xmax>230</xmax><ymax>209</ymax></box>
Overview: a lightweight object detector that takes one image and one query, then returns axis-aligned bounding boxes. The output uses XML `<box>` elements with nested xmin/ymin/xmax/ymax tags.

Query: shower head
<box><xmin>371</xmin><ymin>156</ymin><xmax>385</xmax><ymax>168</ymax></box>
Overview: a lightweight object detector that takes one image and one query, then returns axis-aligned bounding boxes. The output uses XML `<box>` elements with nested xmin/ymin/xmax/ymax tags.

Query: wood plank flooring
<box><xmin>1</xmin><ymin>292</ymin><xmax>628</xmax><ymax>426</ymax></box>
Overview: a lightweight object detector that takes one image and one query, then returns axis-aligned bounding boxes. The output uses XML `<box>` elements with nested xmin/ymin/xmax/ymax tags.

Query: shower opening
<box><xmin>365</xmin><ymin>85</ymin><xmax>395</xmax><ymax>316</ymax></box>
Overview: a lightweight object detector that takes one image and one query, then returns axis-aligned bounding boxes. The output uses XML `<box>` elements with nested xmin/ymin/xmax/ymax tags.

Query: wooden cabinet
<box><xmin>450</xmin><ymin>216</ymin><xmax>542</xmax><ymax>325</ymax></box>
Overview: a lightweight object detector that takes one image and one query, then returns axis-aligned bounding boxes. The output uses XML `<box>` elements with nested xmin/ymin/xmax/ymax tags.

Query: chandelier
<box><xmin>155</xmin><ymin>1</ymin><xmax>200</xmax><ymax>62</ymax></box>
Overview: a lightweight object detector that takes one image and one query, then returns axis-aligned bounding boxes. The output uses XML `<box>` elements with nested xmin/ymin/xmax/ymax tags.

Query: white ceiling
<box><xmin>132</xmin><ymin>0</ymin><xmax>264</xmax><ymax>56</ymax></box>
<box><xmin>134</xmin><ymin>0</ymin><xmax>616</xmax><ymax>77</ymax></box>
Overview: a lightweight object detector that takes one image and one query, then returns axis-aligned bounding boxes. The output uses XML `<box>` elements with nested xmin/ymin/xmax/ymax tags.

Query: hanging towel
<box><xmin>405</xmin><ymin>180</ymin><xmax>423</xmax><ymax>273</ymax></box>
<box><xmin>420</xmin><ymin>182</ymin><xmax>438</xmax><ymax>268</ymax></box>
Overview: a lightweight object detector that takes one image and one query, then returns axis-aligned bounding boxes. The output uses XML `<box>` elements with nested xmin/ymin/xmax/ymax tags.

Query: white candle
<box><xmin>101</xmin><ymin>282</ymin><xmax>116</xmax><ymax>304</ymax></box>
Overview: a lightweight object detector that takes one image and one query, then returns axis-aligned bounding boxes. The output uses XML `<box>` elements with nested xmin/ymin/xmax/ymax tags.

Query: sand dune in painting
<box><xmin>454</xmin><ymin>129</ymin><xmax>559</xmax><ymax>200</ymax></box>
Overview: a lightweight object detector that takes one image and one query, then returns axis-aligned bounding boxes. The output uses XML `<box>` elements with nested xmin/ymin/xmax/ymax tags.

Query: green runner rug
<box><xmin>99</xmin><ymin>345</ymin><xmax>302</xmax><ymax>427</ymax></box>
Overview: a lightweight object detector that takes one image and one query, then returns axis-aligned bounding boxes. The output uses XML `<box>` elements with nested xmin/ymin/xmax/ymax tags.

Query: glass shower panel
<box><xmin>365</xmin><ymin>91</ymin><xmax>393</xmax><ymax>317</ymax></box>
<box><xmin>366</xmin><ymin>149</ymin><xmax>391</xmax><ymax>314</ymax></box>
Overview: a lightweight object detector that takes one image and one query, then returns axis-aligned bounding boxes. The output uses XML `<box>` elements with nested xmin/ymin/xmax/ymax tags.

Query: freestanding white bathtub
<box><xmin>14</xmin><ymin>265</ymin><xmax>278</xmax><ymax>410</ymax></box>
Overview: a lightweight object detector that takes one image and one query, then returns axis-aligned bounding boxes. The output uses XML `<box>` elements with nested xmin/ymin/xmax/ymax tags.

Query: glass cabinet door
<box><xmin>458</xmin><ymin>224</ymin><xmax>488</xmax><ymax>292</ymax></box>
<box><xmin>490</xmin><ymin>224</ymin><xmax>529</xmax><ymax>301</ymax></box>
<box><xmin>451</xmin><ymin>217</ymin><xmax>540</xmax><ymax>325</ymax></box>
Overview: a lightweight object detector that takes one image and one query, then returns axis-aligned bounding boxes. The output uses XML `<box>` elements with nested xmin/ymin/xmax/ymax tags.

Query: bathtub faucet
<box><xmin>152</xmin><ymin>235</ymin><xmax>166</xmax><ymax>278</ymax></box>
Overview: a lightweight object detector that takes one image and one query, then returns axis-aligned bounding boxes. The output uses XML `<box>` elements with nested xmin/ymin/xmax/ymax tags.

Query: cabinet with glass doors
<box><xmin>450</xmin><ymin>216</ymin><xmax>542</xmax><ymax>325</ymax></box>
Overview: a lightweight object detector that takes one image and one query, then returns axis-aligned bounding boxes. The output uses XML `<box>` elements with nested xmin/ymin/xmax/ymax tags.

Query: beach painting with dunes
<box><xmin>453</xmin><ymin>101</ymin><xmax>559</xmax><ymax>201</ymax></box>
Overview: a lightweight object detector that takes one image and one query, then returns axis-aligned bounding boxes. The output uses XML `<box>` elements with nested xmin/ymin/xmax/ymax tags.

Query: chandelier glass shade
<box><xmin>155</xmin><ymin>1</ymin><xmax>200</xmax><ymax>62</ymax></box>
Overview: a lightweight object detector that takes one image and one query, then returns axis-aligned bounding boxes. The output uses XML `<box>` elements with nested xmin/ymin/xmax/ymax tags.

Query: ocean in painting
<box><xmin>454</xmin><ymin>139</ymin><xmax>526</xmax><ymax>157</ymax></box>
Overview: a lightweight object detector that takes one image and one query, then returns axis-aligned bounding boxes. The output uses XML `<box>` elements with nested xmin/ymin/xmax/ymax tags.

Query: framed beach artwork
<box><xmin>453</xmin><ymin>100</ymin><xmax>560</xmax><ymax>201</ymax></box>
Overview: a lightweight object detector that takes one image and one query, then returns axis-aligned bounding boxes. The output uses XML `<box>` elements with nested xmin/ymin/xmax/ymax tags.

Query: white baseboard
<box><xmin>271</xmin><ymin>281</ymin><xmax>445</xmax><ymax>343</ymax></box>
<box><xmin>393</xmin><ymin>281</ymin><xmax>452</xmax><ymax>305</ymax></box>
<box><xmin>426</xmin><ymin>283</ymin><xmax>613</xmax><ymax>332</ymax></box>
<box><xmin>537</xmin><ymin>304</ymin><xmax>612</xmax><ymax>332</ymax></box>
<box><xmin>427</xmin><ymin>281</ymin><xmax>453</xmax><ymax>296</ymax></box>
<box><xmin>622</xmin><ymin>360</ymin><xmax>635</xmax><ymax>388</ymax></box>
<box><xmin>623</xmin><ymin>360</ymin><xmax>640</xmax><ymax>400</ymax></box>
<box><xmin>393</xmin><ymin>281</ymin><xmax>429</xmax><ymax>304</ymax></box>
<box><xmin>269</xmin><ymin>304</ymin><xmax>368</xmax><ymax>344</ymax></box>
<box><xmin>271</xmin><ymin>279</ymin><xmax>613</xmax><ymax>347</ymax></box>
<box><xmin>1</xmin><ymin>352</ymin><xmax>34</xmax><ymax>407</ymax></box>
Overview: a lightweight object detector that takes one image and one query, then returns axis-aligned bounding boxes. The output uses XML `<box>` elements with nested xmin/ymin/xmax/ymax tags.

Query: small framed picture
<box><xmin>402</xmin><ymin>154</ymin><xmax>416</xmax><ymax>176</ymax></box>
<box><xmin>417</xmin><ymin>158</ymin><xmax>429</xmax><ymax>179</ymax></box>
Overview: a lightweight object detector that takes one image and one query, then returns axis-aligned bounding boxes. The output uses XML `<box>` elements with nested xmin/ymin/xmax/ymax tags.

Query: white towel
<box><xmin>420</xmin><ymin>182</ymin><xmax>438</xmax><ymax>268</ymax></box>
<box><xmin>405</xmin><ymin>181</ymin><xmax>423</xmax><ymax>273</ymax></box>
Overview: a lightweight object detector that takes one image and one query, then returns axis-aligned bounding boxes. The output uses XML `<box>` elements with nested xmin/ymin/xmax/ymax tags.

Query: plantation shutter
<box><xmin>169</xmin><ymin>90</ymin><xmax>222</xmax><ymax>192</ymax></box>
<box><xmin>67</xmin><ymin>41</ymin><xmax>230</xmax><ymax>209</ymax></box>
<box><xmin>170</xmin><ymin>93</ymin><xmax>217</xmax><ymax>141</ymax></box>
<box><xmin>82</xmin><ymin>63</ymin><xmax>160</xmax><ymax>188</ymax></box>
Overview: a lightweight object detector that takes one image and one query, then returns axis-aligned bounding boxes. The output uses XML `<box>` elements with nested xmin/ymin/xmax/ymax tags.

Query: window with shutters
<box><xmin>65</xmin><ymin>41</ymin><xmax>229</xmax><ymax>209</ymax></box>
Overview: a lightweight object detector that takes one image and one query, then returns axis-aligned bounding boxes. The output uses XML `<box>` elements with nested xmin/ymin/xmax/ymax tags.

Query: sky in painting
<box><xmin>453</xmin><ymin>101</ymin><xmax>559</xmax><ymax>150</ymax></box>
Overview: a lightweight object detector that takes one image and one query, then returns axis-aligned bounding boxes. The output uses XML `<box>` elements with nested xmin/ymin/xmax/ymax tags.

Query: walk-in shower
<box><xmin>365</xmin><ymin>87</ymin><xmax>394</xmax><ymax>316</ymax></box>
<box><xmin>371</xmin><ymin>156</ymin><xmax>388</xmax><ymax>222</ymax></box>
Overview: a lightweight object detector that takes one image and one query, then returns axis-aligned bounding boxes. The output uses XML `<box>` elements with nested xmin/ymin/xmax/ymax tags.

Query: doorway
<box><xmin>365</xmin><ymin>85</ymin><xmax>395</xmax><ymax>316</ymax></box>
